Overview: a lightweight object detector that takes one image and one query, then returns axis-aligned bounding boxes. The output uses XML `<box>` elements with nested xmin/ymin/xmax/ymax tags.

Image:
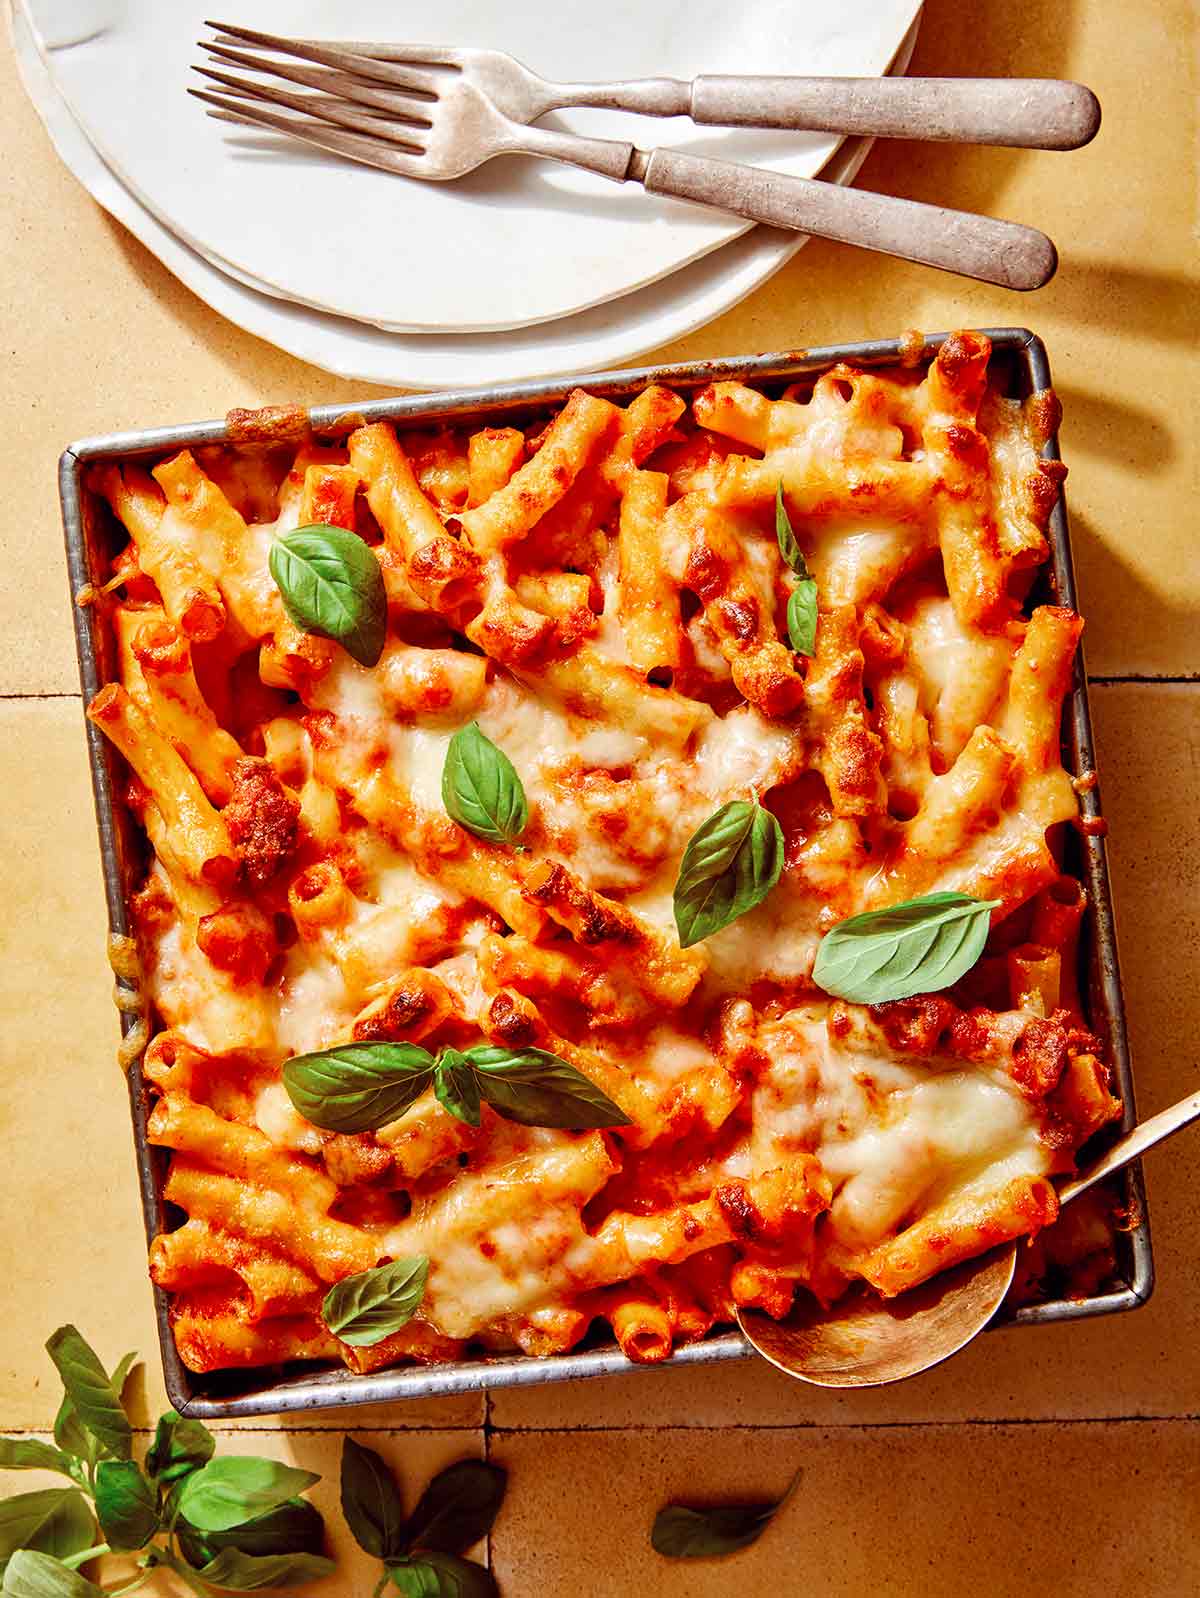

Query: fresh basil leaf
<box><xmin>50</xmin><ymin>1401</ymin><xmax>95</xmax><ymax>1480</ymax></box>
<box><xmin>774</xmin><ymin>482</ymin><xmax>810</xmax><ymax>579</ymax></box>
<box><xmin>652</xmin><ymin>1467</ymin><xmax>799</xmax><ymax>1561</ymax></box>
<box><xmin>388</xmin><ymin>1553</ymin><xmax>497</xmax><ymax>1598</ymax></box>
<box><xmin>177</xmin><ymin>1459</ymin><xmax>320</xmax><ymax>1535</ymax></box>
<box><xmin>145</xmin><ymin>1411</ymin><xmax>216</xmax><ymax>1485</ymax></box>
<box><xmin>43</xmin><ymin>1330</ymin><xmax>131</xmax><ymax>1463</ymax></box>
<box><xmin>50</xmin><ymin>1352</ymin><xmax>134</xmax><ymax>1481</ymax></box>
<box><xmin>108</xmin><ymin>1353</ymin><xmax>138</xmax><ymax>1412</ymax></box>
<box><xmin>283</xmin><ymin>1042</ymin><xmax>435</xmax><ymax>1135</ymax></box>
<box><xmin>0</xmin><ymin>1551</ymin><xmax>106</xmax><ymax>1598</ymax></box>
<box><xmin>269</xmin><ymin>524</ymin><xmax>387</xmax><ymax>668</ymax></box>
<box><xmin>812</xmin><ymin>891</ymin><xmax>1001</xmax><ymax>1003</ymax></box>
<box><xmin>651</xmin><ymin>1501</ymin><xmax>777</xmax><ymax>1560</ymax></box>
<box><xmin>0</xmin><ymin>1492</ymin><xmax>95</xmax><ymax>1577</ymax></box>
<box><xmin>93</xmin><ymin>1461</ymin><xmax>157</xmax><ymax>1552</ymax></box>
<box><xmin>672</xmin><ymin>800</ymin><xmax>784</xmax><ymax>949</ymax></box>
<box><xmin>462</xmin><ymin>1046</ymin><xmax>631</xmax><ymax>1130</ymax></box>
<box><xmin>339</xmin><ymin>1439</ymin><xmax>406</xmax><ymax>1561</ymax></box>
<box><xmin>403</xmin><ymin>1462</ymin><xmax>506</xmax><ymax>1557</ymax></box>
<box><xmin>786</xmin><ymin>580</ymin><xmax>818</xmax><ymax>658</ymax></box>
<box><xmin>441</xmin><ymin>724</ymin><xmax>528</xmax><ymax>847</ymax></box>
<box><xmin>188</xmin><ymin>1549</ymin><xmax>336</xmax><ymax>1591</ymax></box>
<box><xmin>433</xmin><ymin>1050</ymin><xmax>481</xmax><ymax>1129</ymax></box>
<box><xmin>322</xmin><ymin>1258</ymin><xmax>430</xmax><ymax>1349</ymax></box>
<box><xmin>178</xmin><ymin>1499</ymin><xmax>326</xmax><ymax>1567</ymax></box>
<box><xmin>0</xmin><ymin>1442</ymin><xmax>74</xmax><ymax>1479</ymax></box>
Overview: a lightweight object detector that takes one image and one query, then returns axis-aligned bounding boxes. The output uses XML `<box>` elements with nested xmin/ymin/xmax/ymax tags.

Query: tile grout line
<box><xmin>484</xmin><ymin>1412</ymin><xmax>1200</xmax><ymax>1435</ymax></box>
<box><xmin>7</xmin><ymin>1414</ymin><xmax>1197</xmax><ymax>1438</ymax></box>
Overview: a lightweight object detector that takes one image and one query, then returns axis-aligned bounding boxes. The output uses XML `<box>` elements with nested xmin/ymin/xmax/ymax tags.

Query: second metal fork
<box><xmin>192</xmin><ymin>27</ymin><xmax>1059</xmax><ymax>291</ymax></box>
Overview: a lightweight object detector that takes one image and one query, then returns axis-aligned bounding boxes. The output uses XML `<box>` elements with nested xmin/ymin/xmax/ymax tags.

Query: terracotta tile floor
<box><xmin>2</xmin><ymin>0</ymin><xmax>1196</xmax><ymax>1589</ymax></box>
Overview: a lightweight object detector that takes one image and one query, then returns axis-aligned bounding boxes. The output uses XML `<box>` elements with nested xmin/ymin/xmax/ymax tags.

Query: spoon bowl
<box><xmin>736</xmin><ymin>1243</ymin><xmax>1017</xmax><ymax>1388</ymax></box>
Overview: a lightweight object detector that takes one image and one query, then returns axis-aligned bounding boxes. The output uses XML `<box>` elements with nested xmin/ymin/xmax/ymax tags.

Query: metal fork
<box><xmin>191</xmin><ymin>28</ymin><xmax>1059</xmax><ymax>291</ymax></box>
<box><xmin>204</xmin><ymin>23</ymin><xmax>1101</xmax><ymax>149</ymax></box>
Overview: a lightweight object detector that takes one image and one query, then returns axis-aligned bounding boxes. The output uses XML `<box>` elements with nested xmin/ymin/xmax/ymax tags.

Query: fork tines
<box><xmin>204</xmin><ymin>20</ymin><xmax>450</xmax><ymax>94</ymax></box>
<box><xmin>188</xmin><ymin>87</ymin><xmax>428</xmax><ymax>175</ymax></box>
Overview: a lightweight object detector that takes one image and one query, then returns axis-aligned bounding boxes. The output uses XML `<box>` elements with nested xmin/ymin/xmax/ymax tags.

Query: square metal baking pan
<box><xmin>60</xmin><ymin>327</ymin><xmax>1153</xmax><ymax>1420</ymax></box>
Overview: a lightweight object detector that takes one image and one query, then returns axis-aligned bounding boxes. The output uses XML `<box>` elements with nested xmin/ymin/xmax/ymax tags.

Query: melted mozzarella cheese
<box><xmin>148</xmin><ymin>920</ymin><xmax>277</xmax><ymax>1057</ymax></box>
<box><xmin>903</xmin><ymin>594</ymin><xmax>1014</xmax><ymax>764</ymax></box>
<box><xmin>254</xmin><ymin>1080</ymin><xmax>323</xmax><ymax>1153</ymax></box>
<box><xmin>753</xmin><ymin>1009</ymin><xmax>1048</xmax><ymax>1252</ymax></box>
<box><xmin>275</xmin><ymin>948</ymin><xmax>352</xmax><ymax>1056</ymax></box>
<box><xmin>809</xmin><ymin>519</ymin><xmax>928</xmax><ymax>606</ymax></box>
<box><xmin>385</xmin><ymin>1131</ymin><xmax>611</xmax><ymax>1338</ymax></box>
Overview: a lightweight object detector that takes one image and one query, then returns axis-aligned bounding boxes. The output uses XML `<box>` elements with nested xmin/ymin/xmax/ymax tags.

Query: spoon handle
<box><xmin>1058</xmin><ymin>1087</ymin><xmax>1200</xmax><ymax>1207</ymax></box>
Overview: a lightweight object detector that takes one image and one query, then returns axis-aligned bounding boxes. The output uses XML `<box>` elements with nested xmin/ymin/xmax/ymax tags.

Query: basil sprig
<box><xmin>268</xmin><ymin>523</ymin><xmax>387</xmax><ymax>668</ymax></box>
<box><xmin>322</xmin><ymin>1258</ymin><xmax>430</xmax><ymax>1348</ymax></box>
<box><xmin>283</xmin><ymin>1041</ymin><xmax>437</xmax><ymax>1135</ymax></box>
<box><xmin>442</xmin><ymin>723</ymin><xmax>528</xmax><ymax>847</ymax></box>
<box><xmin>1</xmin><ymin>1327</ymin><xmax>333</xmax><ymax>1593</ymax></box>
<box><xmin>812</xmin><ymin>891</ymin><xmax>1001</xmax><ymax>1003</ymax></box>
<box><xmin>176</xmin><ymin>1498</ymin><xmax>326</xmax><ymax>1568</ymax></box>
<box><xmin>672</xmin><ymin>800</ymin><xmax>784</xmax><ymax>948</ymax></box>
<box><xmin>340</xmin><ymin>1442</ymin><xmax>504</xmax><ymax>1597</ymax></box>
<box><xmin>177</xmin><ymin>1459</ymin><xmax>320</xmax><ymax>1535</ymax></box>
<box><xmin>93</xmin><ymin>1460</ymin><xmax>157</xmax><ymax>1551</ymax></box>
<box><xmin>652</xmin><ymin>1467</ymin><xmax>801</xmax><ymax>1561</ymax></box>
<box><xmin>775</xmin><ymin>482</ymin><xmax>818</xmax><ymax>657</ymax></box>
<box><xmin>44</xmin><ymin>1328</ymin><xmax>132</xmax><ymax>1464</ymax></box>
<box><xmin>284</xmin><ymin>1040</ymin><xmax>630</xmax><ymax>1134</ymax></box>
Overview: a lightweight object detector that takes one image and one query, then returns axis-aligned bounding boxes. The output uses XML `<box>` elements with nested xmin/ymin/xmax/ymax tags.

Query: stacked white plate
<box><xmin>13</xmin><ymin>0</ymin><xmax>921</xmax><ymax>388</ymax></box>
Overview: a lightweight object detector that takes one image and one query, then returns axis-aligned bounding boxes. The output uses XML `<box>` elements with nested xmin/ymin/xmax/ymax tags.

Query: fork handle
<box><xmin>633</xmin><ymin>149</ymin><xmax>1056</xmax><ymax>290</ymax></box>
<box><xmin>544</xmin><ymin>76</ymin><xmax>1099</xmax><ymax>151</ymax></box>
<box><xmin>688</xmin><ymin>77</ymin><xmax>1100</xmax><ymax>150</ymax></box>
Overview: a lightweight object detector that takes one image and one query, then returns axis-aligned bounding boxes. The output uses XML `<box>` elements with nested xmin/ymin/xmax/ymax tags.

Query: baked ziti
<box><xmin>84</xmin><ymin>331</ymin><xmax>1121</xmax><ymax>1376</ymax></box>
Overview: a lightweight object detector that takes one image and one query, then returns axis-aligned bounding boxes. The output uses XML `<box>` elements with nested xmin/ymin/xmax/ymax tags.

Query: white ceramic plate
<box><xmin>13</xmin><ymin>4</ymin><xmax>919</xmax><ymax>391</ymax></box>
<box><xmin>22</xmin><ymin>0</ymin><xmax>921</xmax><ymax>333</ymax></box>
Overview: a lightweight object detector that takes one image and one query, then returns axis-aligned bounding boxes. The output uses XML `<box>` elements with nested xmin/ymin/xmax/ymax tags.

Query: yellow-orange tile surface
<box><xmin>1</xmin><ymin>0</ymin><xmax>1195</xmax><ymax>1591</ymax></box>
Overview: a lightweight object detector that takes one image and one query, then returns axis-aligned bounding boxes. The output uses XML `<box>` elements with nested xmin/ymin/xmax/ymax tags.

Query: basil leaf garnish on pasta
<box><xmin>1</xmin><ymin>1549</ymin><xmax>107</xmax><ymax>1598</ymax></box>
<box><xmin>322</xmin><ymin>1259</ymin><xmax>430</xmax><ymax>1349</ymax></box>
<box><xmin>43</xmin><ymin>1329</ymin><xmax>132</xmax><ymax>1463</ymax></box>
<box><xmin>441</xmin><ymin>723</ymin><xmax>529</xmax><ymax>847</ymax></box>
<box><xmin>776</xmin><ymin>483</ymin><xmax>818</xmax><ymax>656</ymax></box>
<box><xmin>93</xmin><ymin>1461</ymin><xmax>157</xmax><ymax>1551</ymax></box>
<box><xmin>340</xmin><ymin>1439</ymin><xmax>408</xmax><ymax>1561</ymax></box>
<box><xmin>268</xmin><ymin>523</ymin><xmax>387</xmax><ymax>668</ymax></box>
<box><xmin>811</xmin><ymin>892</ymin><xmax>1001</xmax><ymax>1003</ymax></box>
<box><xmin>401</xmin><ymin>1461</ymin><xmax>507</xmax><ymax>1558</ymax></box>
<box><xmin>672</xmin><ymin>800</ymin><xmax>785</xmax><ymax>948</ymax></box>
<box><xmin>786</xmin><ymin>580</ymin><xmax>818</xmax><ymax>657</ymax></box>
<box><xmin>652</xmin><ymin>1467</ymin><xmax>801</xmax><ymax>1560</ymax></box>
<box><xmin>283</xmin><ymin>1042</ymin><xmax>436</xmax><ymax>1134</ymax></box>
<box><xmin>388</xmin><ymin>1551</ymin><xmax>498</xmax><ymax>1596</ymax></box>
<box><xmin>433</xmin><ymin>1049</ymin><xmax>482</xmax><ymax>1129</ymax></box>
<box><xmin>459</xmin><ymin>1046</ymin><xmax>632</xmax><ymax>1130</ymax></box>
<box><xmin>774</xmin><ymin>481</ymin><xmax>809</xmax><ymax>576</ymax></box>
<box><xmin>177</xmin><ymin>1458</ymin><xmax>320</xmax><ymax>1534</ymax></box>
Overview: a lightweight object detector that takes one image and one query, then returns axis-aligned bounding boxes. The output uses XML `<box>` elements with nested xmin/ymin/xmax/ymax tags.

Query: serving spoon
<box><xmin>737</xmin><ymin>1087</ymin><xmax>1200</xmax><ymax>1387</ymax></box>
